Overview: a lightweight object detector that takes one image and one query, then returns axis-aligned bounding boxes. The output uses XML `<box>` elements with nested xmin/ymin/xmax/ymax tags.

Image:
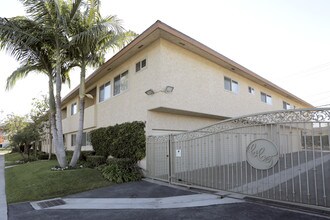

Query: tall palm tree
<box><xmin>0</xmin><ymin>0</ymin><xmax>81</xmax><ymax>167</ymax></box>
<box><xmin>68</xmin><ymin>0</ymin><xmax>137</xmax><ymax>167</ymax></box>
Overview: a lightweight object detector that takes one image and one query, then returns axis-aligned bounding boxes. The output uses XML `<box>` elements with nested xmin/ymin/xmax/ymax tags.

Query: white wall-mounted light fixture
<box><xmin>145</xmin><ymin>86</ymin><xmax>174</xmax><ymax>96</ymax></box>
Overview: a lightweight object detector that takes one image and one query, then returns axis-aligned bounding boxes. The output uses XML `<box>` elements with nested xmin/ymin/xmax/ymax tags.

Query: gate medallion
<box><xmin>246</xmin><ymin>139</ymin><xmax>279</xmax><ymax>170</ymax></box>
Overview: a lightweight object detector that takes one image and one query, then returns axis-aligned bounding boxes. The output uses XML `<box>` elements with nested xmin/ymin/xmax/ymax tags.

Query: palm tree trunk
<box><xmin>54</xmin><ymin>45</ymin><xmax>67</xmax><ymax>168</ymax></box>
<box><xmin>48</xmin><ymin>75</ymin><xmax>58</xmax><ymax>161</ymax></box>
<box><xmin>70</xmin><ymin>62</ymin><xmax>86</xmax><ymax>167</ymax></box>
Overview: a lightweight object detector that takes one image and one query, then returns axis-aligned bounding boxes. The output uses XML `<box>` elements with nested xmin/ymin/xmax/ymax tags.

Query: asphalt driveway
<box><xmin>7</xmin><ymin>180</ymin><xmax>330</xmax><ymax>220</ymax></box>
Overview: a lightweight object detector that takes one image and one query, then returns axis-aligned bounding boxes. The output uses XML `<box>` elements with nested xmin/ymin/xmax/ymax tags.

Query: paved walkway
<box><xmin>0</xmin><ymin>155</ymin><xmax>8</xmax><ymax>220</ymax></box>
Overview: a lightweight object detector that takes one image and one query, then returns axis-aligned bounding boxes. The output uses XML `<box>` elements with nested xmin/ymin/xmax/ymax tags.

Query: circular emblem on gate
<box><xmin>246</xmin><ymin>139</ymin><xmax>279</xmax><ymax>170</ymax></box>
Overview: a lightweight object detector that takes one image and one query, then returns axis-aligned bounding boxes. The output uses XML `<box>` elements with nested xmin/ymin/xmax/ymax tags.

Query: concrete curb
<box><xmin>30</xmin><ymin>194</ymin><xmax>242</xmax><ymax>210</ymax></box>
<box><xmin>0</xmin><ymin>155</ymin><xmax>8</xmax><ymax>220</ymax></box>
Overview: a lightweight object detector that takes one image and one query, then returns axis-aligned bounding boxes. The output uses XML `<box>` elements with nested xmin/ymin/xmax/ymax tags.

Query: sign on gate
<box><xmin>246</xmin><ymin>139</ymin><xmax>279</xmax><ymax>170</ymax></box>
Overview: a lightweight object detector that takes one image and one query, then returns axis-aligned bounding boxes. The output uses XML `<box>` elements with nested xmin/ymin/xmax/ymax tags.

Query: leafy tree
<box><xmin>3</xmin><ymin>114</ymin><xmax>28</xmax><ymax>145</ymax></box>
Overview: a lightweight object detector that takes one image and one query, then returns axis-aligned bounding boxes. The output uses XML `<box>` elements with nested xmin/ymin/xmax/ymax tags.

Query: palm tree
<box><xmin>68</xmin><ymin>0</ymin><xmax>137</xmax><ymax>167</ymax></box>
<box><xmin>0</xmin><ymin>0</ymin><xmax>81</xmax><ymax>167</ymax></box>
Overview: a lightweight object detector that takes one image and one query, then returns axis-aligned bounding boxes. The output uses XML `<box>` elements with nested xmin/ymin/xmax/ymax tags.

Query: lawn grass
<box><xmin>5</xmin><ymin>160</ymin><xmax>113</xmax><ymax>204</ymax></box>
<box><xmin>4</xmin><ymin>152</ymin><xmax>24</xmax><ymax>166</ymax></box>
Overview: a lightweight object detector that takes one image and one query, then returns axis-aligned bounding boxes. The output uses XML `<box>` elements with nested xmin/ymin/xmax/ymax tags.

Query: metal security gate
<box><xmin>146</xmin><ymin>108</ymin><xmax>330</xmax><ymax>209</ymax></box>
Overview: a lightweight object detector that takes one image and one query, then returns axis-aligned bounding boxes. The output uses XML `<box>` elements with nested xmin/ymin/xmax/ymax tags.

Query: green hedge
<box><xmin>100</xmin><ymin>158</ymin><xmax>142</xmax><ymax>183</ymax></box>
<box><xmin>90</xmin><ymin>121</ymin><xmax>146</xmax><ymax>162</ymax></box>
<box><xmin>85</xmin><ymin>155</ymin><xmax>106</xmax><ymax>168</ymax></box>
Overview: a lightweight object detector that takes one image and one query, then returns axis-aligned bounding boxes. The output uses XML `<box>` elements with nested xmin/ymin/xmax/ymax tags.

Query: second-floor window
<box><xmin>224</xmin><ymin>77</ymin><xmax>239</xmax><ymax>93</ymax></box>
<box><xmin>283</xmin><ymin>101</ymin><xmax>291</xmax><ymax>110</ymax></box>
<box><xmin>136</xmin><ymin>59</ymin><xmax>147</xmax><ymax>72</ymax></box>
<box><xmin>114</xmin><ymin>71</ymin><xmax>128</xmax><ymax>96</ymax></box>
<box><xmin>261</xmin><ymin>92</ymin><xmax>272</xmax><ymax>104</ymax></box>
<box><xmin>248</xmin><ymin>86</ymin><xmax>255</xmax><ymax>94</ymax></box>
<box><xmin>99</xmin><ymin>81</ymin><xmax>111</xmax><ymax>102</ymax></box>
<box><xmin>71</xmin><ymin>102</ymin><xmax>77</xmax><ymax>115</ymax></box>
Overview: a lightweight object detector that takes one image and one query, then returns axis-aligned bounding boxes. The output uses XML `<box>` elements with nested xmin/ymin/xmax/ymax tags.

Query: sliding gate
<box><xmin>146</xmin><ymin>108</ymin><xmax>330</xmax><ymax>209</ymax></box>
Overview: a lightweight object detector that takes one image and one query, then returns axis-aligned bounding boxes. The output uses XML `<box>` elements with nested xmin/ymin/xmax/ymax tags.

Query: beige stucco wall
<box><xmin>157</xmin><ymin>39</ymin><xmax>307</xmax><ymax>118</ymax></box>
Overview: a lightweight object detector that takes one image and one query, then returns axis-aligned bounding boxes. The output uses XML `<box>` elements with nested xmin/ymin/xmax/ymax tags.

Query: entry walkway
<box><xmin>0</xmin><ymin>155</ymin><xmax>8</xmax><ymax>220</ymax></box>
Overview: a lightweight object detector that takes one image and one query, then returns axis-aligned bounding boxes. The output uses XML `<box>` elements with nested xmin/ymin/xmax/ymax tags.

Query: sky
<box><xmin>0</xmin><ymin>0</ymin><xmax>330</xmax><ymax>117</ymax></box>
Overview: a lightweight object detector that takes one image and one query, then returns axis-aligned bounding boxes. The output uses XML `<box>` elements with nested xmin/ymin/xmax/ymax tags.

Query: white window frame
<box><xmin>135</xmin><ymin>58</ymin><xmax>147</xmax><ymax>72</ymax></box>
<box><xmin>248</xmin><ymin>86</ymin><xmax>255</xmax><ymax>94</ymax></box>
<box><xmin>261</xmin><ymin>92</ymin><xmax>272</xmax><ymax>105</ymax></box>
<box><xmin>71</xmin><ymin>102</ymin><xmax>77</xmax><ymax>115</ymax></box>
<box><xmin>224</xmin><ymin>77</ymin><xmax>239</xmax><ymax>93</ymax></box>
<box><xmin>99</xmin><ymin>81</ymin><xmax>111</xmax><ymax>102</ymax></box>
<box><xmin>114</xmin><ymin>71</ymin><xmax>129</xmax><ymax>96</ymax></box>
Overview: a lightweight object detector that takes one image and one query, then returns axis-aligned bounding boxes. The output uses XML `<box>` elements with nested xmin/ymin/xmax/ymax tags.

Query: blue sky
<box><xmin>1</xmin><ymin>0</ymin><xmax>330</xmax><ymax>116</ymax></box>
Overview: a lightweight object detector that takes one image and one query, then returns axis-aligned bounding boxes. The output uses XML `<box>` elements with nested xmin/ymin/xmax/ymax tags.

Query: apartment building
<box><xmin>42</xmin><ymin>20</ymin><xmax>312</xmax><ymax>153</ymax></box>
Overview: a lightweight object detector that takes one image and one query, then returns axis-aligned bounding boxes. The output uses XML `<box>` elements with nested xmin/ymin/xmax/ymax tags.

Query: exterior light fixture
<box><xmin>164</xmin><ymin>86</ymin><xmax>174</xmax><ymax>93</ymax></box>
<box><xmin>145</xmin><ymin>89</ymin><xmax>155</xmax><ymax>95</ymax></box>
<box><xmin>145</xmin><ymin>86</ymin><xmax>174</xmax><ymax>96</ymax></box>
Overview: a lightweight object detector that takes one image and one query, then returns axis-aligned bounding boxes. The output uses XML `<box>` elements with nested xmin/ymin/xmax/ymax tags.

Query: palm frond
<box><xmin>6</xmin><ymin>63</ymin><xmax>45</xmax><ymax>90</ymax></box>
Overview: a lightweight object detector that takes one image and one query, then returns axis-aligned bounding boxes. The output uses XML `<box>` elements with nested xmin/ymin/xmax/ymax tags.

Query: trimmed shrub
<box><xmin>101</xmin><ymin>158</ymin><xmax>142</xmax><ymax>183</ymax></box>
<box><xmin>109</xmin><ymin>121</ymin><xmax>145</xmax><ymax>162</ymax></box>
<box><xmin>85</xmin><ymin>155</ymin><xmax>106</xmax><ymax>168</ymax></box>
<box><xmin>80</xmin><ymin>151</ymin><xmax>96</xmax><ymax>161</ymax></box>
<box><xmin>90</xmin><ymin>121</ymin><xmax>146</xmax><ymax>162</ymax></box>
<box><xmin>90</xmin><ymin>127</ymin><xmax>109</xmax><ymax>157</ymax></box>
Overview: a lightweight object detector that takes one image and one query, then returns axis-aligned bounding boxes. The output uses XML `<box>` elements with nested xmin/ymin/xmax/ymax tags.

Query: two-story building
<box><xmin>42</xmin><ymin>20</ymin><xmax>312</xmax><ymax>154</ymax></box>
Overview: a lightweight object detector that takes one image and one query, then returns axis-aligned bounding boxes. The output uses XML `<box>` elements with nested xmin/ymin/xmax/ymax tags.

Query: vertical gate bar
<box><xmin>235</xmin><ymin>130</ymin><xmax>241</xmax><ymax>191</ymax></box>
<box><xmin>168</xmin><ymin>135</ymin><xmax>172</xmax><ymax>183</ymax></box>
<box><xmin>208</xmin><ymin>135</ymin><xmax>211</xmax><ymax>188</ymax></box>
<box><xmin>240</xmin><ymin>132</ymin><xmax>243</xmax><ymax>193</ymax></box>
<box><xmin>303</xmin><ymin>122</ymin><xmax>310</xmax><ymax>204</ymax></box>
<box><xmin>199</xmin><ymin>137</ymin><xmax>202</xmax><ymax>186</ymax></box>
<box><xmin>212</xmin><ymin>135</ymin><xmax>215</xmax><ymax>188</ymax></box>
<box><xmin>190</xmin><ymin>139</ymin><xmax>193</xmax><ymax>186</ymax></box>
<box><xmin>271</xmin><ymin>124</ymin><xmax>276</xmax><ymax>199</ymax></box>
<box><xmin>227</xmin><ymin>134</ymin><xmax>230</xmax><ymax>191</ymax></box>
<box><xmin>229</xmin><ymin>132</ymin><xmax>235</xmax><ymax>189</ymax></box>
<box><xmin>311</xmin><ymin>125</ymin><xmax>318</xmax><ymax>206</ymax></box>
<box><xmin>319</xmin><ymin>123</ymin><xmax>326</xmax><ymax>206</ymax></box>
<box><xmin>297</xmin><ymin>122</ymin><xmax>302</xmax><ymax>203</ymax></box>
<box><xmin>289</xmin><ymin>123</ymin><xmax>295</xmax><ymax>202</ymax></box>
<box><xmin>192</xmin><ymin>139</ymin><xmax>196</xmax><ymax>186</ymax></box>
<box><xmin>260</xmin><ymin>125</ymin><xmax>264</xmax><ymax>198</ymax></box>
<box><xmin>211</xmin><ymin>135</ymin><xmax>215</xmax><ymax>189</ymax></box>
<box><xmin>283</xmin><ymin>124</ymin><xmax>288</xmax><ymax>201</ymax></box>
<box><xmin>244</xmin><ymin>133</ymin><xmax>248</xmax><ymax>194</ymax></box>
<box><xmin>222</xmin><ymin>134</ymin><xmax>226</xmax><ymax>190</ymax></box>
<box><xmin>278</xmin><ymin>124</ymin><xmax>282</xmax><ymax>201</ymax></box>
<box><xmin>266</xmin><ymin>124</ymin><xmax>270</xmax><ymax>199</ymax></box>
<box><xmin>218</xmin><ymin>134</ymin><xmax>222</xmax><ymax>190</ymax></box>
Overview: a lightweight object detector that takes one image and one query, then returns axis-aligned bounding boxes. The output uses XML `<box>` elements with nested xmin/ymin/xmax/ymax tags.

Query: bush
<box><xmin>90</xmin><ymin>127</ymin><xmax>109</xmax><ymax>157</ymax></box>
<box><xmin>80</xmin><ymin>151</ymin><xmax>96</xmax><ymax>161</ymax></box>
<box><xmin>37</xmin><ymin>152</ymin><xmax>57</xmax><ymax>160</ymax></box>
<box><xmin>90</xmin><ymin>121</ymin><xmax>146</xmax><ymax>162</ymax></box>
<box><xmin>100</xmin><ymin>158</ymin><xmax>142</xmax><ymax>183</ymax></box>
<box><xmin>84</xmin><ymin>155</ymin><xmax>106</xmax><ymax>168</ymax></box>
